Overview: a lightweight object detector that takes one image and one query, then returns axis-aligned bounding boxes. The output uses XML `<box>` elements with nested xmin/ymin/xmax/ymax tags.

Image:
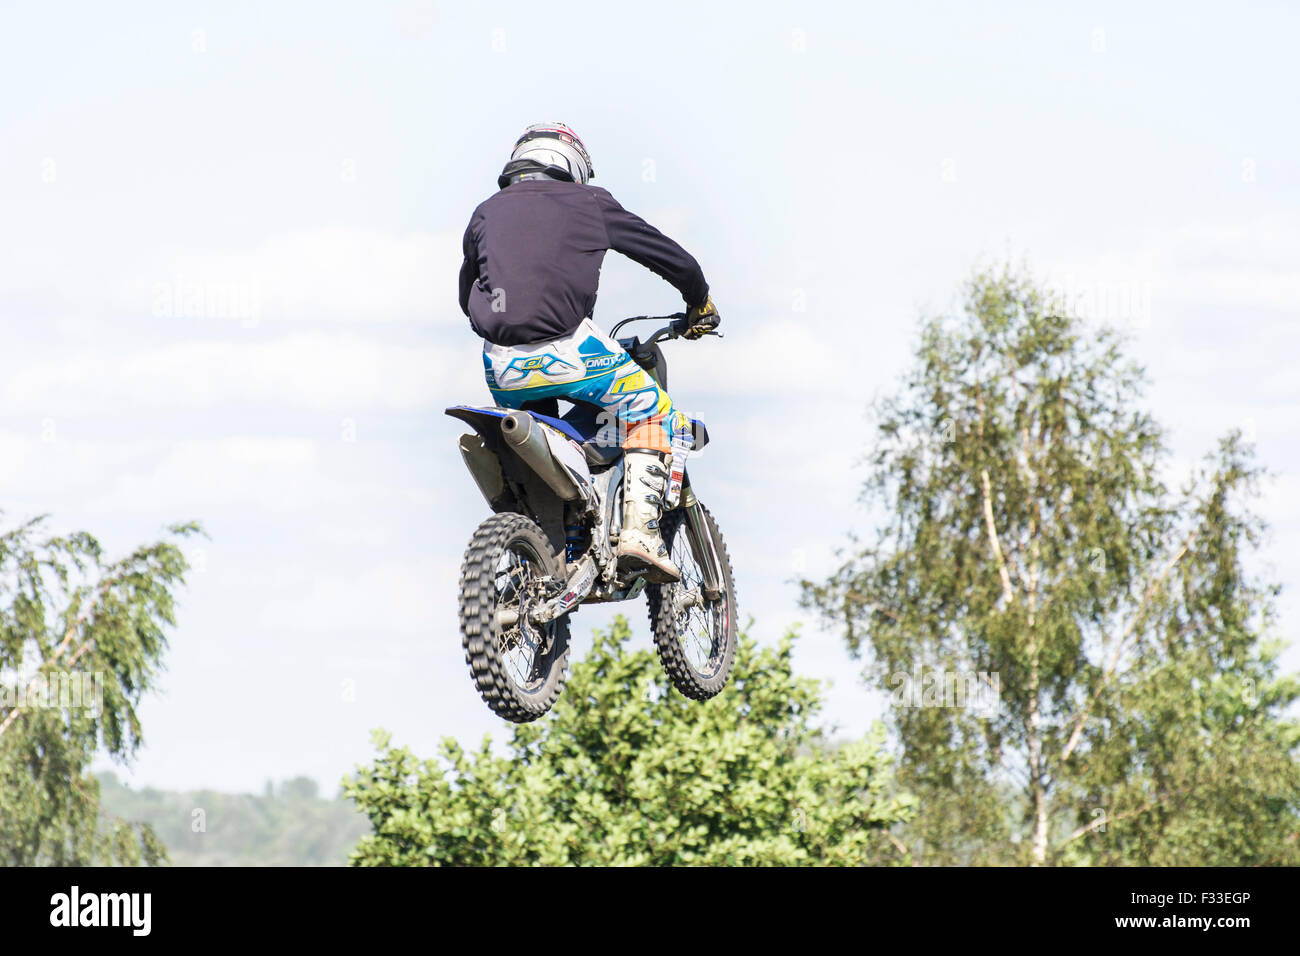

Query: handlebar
<box><xmin>608</xmin><ymin>312</ymin><xmax>722</xmax><ymax>344</ymax></box>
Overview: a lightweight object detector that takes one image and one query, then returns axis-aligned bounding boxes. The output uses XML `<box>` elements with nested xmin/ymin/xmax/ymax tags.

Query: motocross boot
<box><xmin>616</xmin><ymin>450</ymin><xmax>681</xmax><ymax>584</ymax></box>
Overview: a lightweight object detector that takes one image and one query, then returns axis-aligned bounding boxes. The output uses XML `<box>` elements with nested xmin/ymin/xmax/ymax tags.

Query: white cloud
<box><xmin>0</xmin><ymin>429</ymin><xmax>149</xmax><ymax>498</ymax></box>
<box><xmin>0</xmin><ymin>243</ymin><xmax>70</xmax><ymax>297</ymax></box>
<box><xmin>670</xmin><ymin>319</ymin><xmax>844</xmax><ymax>397</ymax></box>
<box><xmin>1037</xmin><ymin>213</ymin><xmax>1300</xmax><ymax>330</ymax></box>
<box><xmin>258</xmin><ymin>557</ymin><xmax>456</xmax><ymax>636</ymax></box>
<box><xmin>77</xmin><ymin>436</ymin><xmax>431</xmax><ymax>514</ymax></box>
<box><xmin>105</xmin><ymin>226</ymin><xmax>460</xmax><ymax>324</ymax></box>
<box><xmin>0</xmin><ymin>430</ymin><xmax>437</xmax><ymax>519</ymax></box>
<box><xmin>4</xmin><ymin>332</ymin><xmax>483</xmax><ymax>414</ymax></box>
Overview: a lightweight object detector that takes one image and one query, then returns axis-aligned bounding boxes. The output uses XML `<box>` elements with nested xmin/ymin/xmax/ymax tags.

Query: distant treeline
<box><xmin>97</xmin><ymin>772</ymin><xmax>370</xmax><ymax>866</ymax></box>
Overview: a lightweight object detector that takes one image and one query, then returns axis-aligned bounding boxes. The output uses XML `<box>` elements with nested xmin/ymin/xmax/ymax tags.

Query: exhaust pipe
<box><xmin>500</xmin><ymin>411</ymin><xmax>583</xmax><ymax>500</ymax></box>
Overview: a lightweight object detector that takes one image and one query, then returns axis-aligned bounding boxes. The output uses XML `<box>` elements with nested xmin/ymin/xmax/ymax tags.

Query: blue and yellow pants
<box><xmin>483</xmin><ymin>318</ymin><xmax>687</xmax><ymax>453</ymax></box>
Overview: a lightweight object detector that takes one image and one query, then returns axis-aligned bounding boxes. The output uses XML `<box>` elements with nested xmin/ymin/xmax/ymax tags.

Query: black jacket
<box><xmin>458</xmin><ymin>179</ymin><xmax>709</xmax><ymax>346</ymax></box>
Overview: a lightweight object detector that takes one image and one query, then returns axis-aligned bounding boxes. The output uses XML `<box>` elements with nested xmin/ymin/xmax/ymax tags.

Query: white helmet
<box><xmin>498</xmin><ymin>122</ymin><xmax>594</xmax><ymax>188</ymax></box>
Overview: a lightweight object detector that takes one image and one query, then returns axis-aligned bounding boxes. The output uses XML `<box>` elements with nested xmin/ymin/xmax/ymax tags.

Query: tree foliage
<box><xmin>345</xmin><ymin>617</ymin><xmax>915</xmax><ymax>866</ymax></box>
<box><xmin>803</xmin><ymin>263</ymin><xmax>1300</xmax><ymax>865</ymax></box>
<box><xmin>0</xmin><ymin>515</ymin><xmax>200</xmax><ymax>865</ymax></box>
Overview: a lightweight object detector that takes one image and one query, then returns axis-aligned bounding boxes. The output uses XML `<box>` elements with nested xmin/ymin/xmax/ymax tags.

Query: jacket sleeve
<box><xmin>458</xmin><ymin>218</ymin><xmax>479</xmax><ymax>318</ymax></box>
<box><xmin>593</xmin><ymin>189</ymin><xmax>709</xmax><ymax>309</ymax></box>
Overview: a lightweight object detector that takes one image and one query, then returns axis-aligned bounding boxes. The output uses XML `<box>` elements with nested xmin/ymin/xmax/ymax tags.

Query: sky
<box><xmin>1</xmin><ymin>0</ymin><xmax>1297</xmax><ymax>794</ymax></box>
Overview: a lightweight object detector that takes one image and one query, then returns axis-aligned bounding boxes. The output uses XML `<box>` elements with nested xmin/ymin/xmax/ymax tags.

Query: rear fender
<box><xmin>447</xmin><ymin>406</ymin><xmax>518</xmax><ymax>511</ymax></box>
<box><xmin>447</xmin><ymin>405</ymin><xmax>571</xmax><ymax>563</ymax></box>
<box><xmin>446</xmin><ymin>404</ymin><xmax>512</xmax><ymax>443</ymax></box>
<box><xmin>457</xmin><ymin>433</ymin><xmax>515</xmax><ymax>512</ymax></box>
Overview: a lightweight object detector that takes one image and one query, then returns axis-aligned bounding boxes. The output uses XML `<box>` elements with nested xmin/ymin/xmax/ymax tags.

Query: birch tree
<box><xmin>803</xmin><ymin>264</ymin><xmax>1300</xmax><ymax>865</ymax></box>
<box><xmin>0</xmin><ymin>515</ymin><xmax>199</xmax><ymax>865</ymax></box>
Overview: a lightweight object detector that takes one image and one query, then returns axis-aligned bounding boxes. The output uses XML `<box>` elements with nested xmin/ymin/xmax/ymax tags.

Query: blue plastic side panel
<box><xmin>530</xmin><ymin>412</ymin><xmax>587</xmax><ymax>444</ymax></box>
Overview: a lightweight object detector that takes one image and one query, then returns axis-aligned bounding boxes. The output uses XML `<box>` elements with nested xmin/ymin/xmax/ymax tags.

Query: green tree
<box><xmin>803</xmin><ymin>263</ymin><xmax>1300</xmax><ymax>865</ymax></box>
<box><xmin>0</xmin><ymin>515</ymin><xmax>200</xmax><ymax>865</ymax></box>
<box><xmin>344</xmin><ymin>617</ymin><xmax>915</xmax><ymax>866</ymax></box>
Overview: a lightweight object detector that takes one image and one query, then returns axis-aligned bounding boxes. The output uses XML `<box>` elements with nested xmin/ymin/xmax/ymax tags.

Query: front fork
<box><xmin>680</xmin><ymin>482</ymin><xmax>723</xmax><ymax>601</ymax></box>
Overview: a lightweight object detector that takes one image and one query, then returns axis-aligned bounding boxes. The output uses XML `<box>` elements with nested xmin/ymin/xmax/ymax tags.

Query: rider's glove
<box><xmin>683</xmin><ymin>295</ymin><xmax>720</xmax><ymax>340</ymax></box>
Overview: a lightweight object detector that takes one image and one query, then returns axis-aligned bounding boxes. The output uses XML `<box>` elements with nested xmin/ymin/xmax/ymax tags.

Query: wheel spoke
<box><xmin>462</xmin><ymin>513</ymin><xmax>573</xmax><ymax>723</ymax></box>
<box><xmin>664</xmin><ymin>513</ymin><xmax>728</xmax><ymax>678</ymax></box>
<box><xmin>644</xmin><ymin>504</ymin><xmax>735</xmax><ymax>703</ymax></box>
<box><xmin>491</xmin><ymin>542</ymin><xmax>564</xmax><ymax>693</ymax></box>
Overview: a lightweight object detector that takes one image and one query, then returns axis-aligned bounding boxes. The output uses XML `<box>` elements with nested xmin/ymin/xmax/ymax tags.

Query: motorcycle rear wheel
<box><xmin>459</xmin><ymin>512</ymin><xmax>571</xmax><ymax>722</ymax></box>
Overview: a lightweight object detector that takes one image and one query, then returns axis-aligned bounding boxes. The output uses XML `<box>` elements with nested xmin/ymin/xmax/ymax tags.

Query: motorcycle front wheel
<box><xmin>645</xmin><ymin>501</ymin><xmax>738</xmax><ymax>700</ymax></box>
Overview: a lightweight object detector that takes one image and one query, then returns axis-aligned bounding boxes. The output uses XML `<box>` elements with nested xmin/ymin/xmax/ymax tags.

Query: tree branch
<box><xmin>887</xmin><ymin>832</ymin><xmax>915</xmax><ymax>863</ymax></box>
<box><xmin>1059</xmin><ymin>788</ymin><xmax>1189</xmax><ymax>847</ymax></box>
<box><xmin>0</xmin><ymin>575</ymin><xmax>119</xmax><ymax>739</ymax></box>
<box><xmin>1060</xmin><ymin>533</ymin><xmax>1196</xmax><ymax>761</ymax></box>
<box><xmin>981</xmin><ymin>469</ymin><xmax>1016</xmax><ymax>605</ymax></box>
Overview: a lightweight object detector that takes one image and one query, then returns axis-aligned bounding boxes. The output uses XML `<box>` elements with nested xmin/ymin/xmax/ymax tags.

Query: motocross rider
<box><xmin>458</xmin><ymin>122</ymin><xmax>719</xmax><ymax>584</ymax></box>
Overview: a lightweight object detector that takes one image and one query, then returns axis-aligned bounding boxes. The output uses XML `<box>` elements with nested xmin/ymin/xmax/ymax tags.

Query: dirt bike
<box><xmin>446</xmin><ymin>313</ymin><xmax>738</xmax><ymax>722</ymax></box>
